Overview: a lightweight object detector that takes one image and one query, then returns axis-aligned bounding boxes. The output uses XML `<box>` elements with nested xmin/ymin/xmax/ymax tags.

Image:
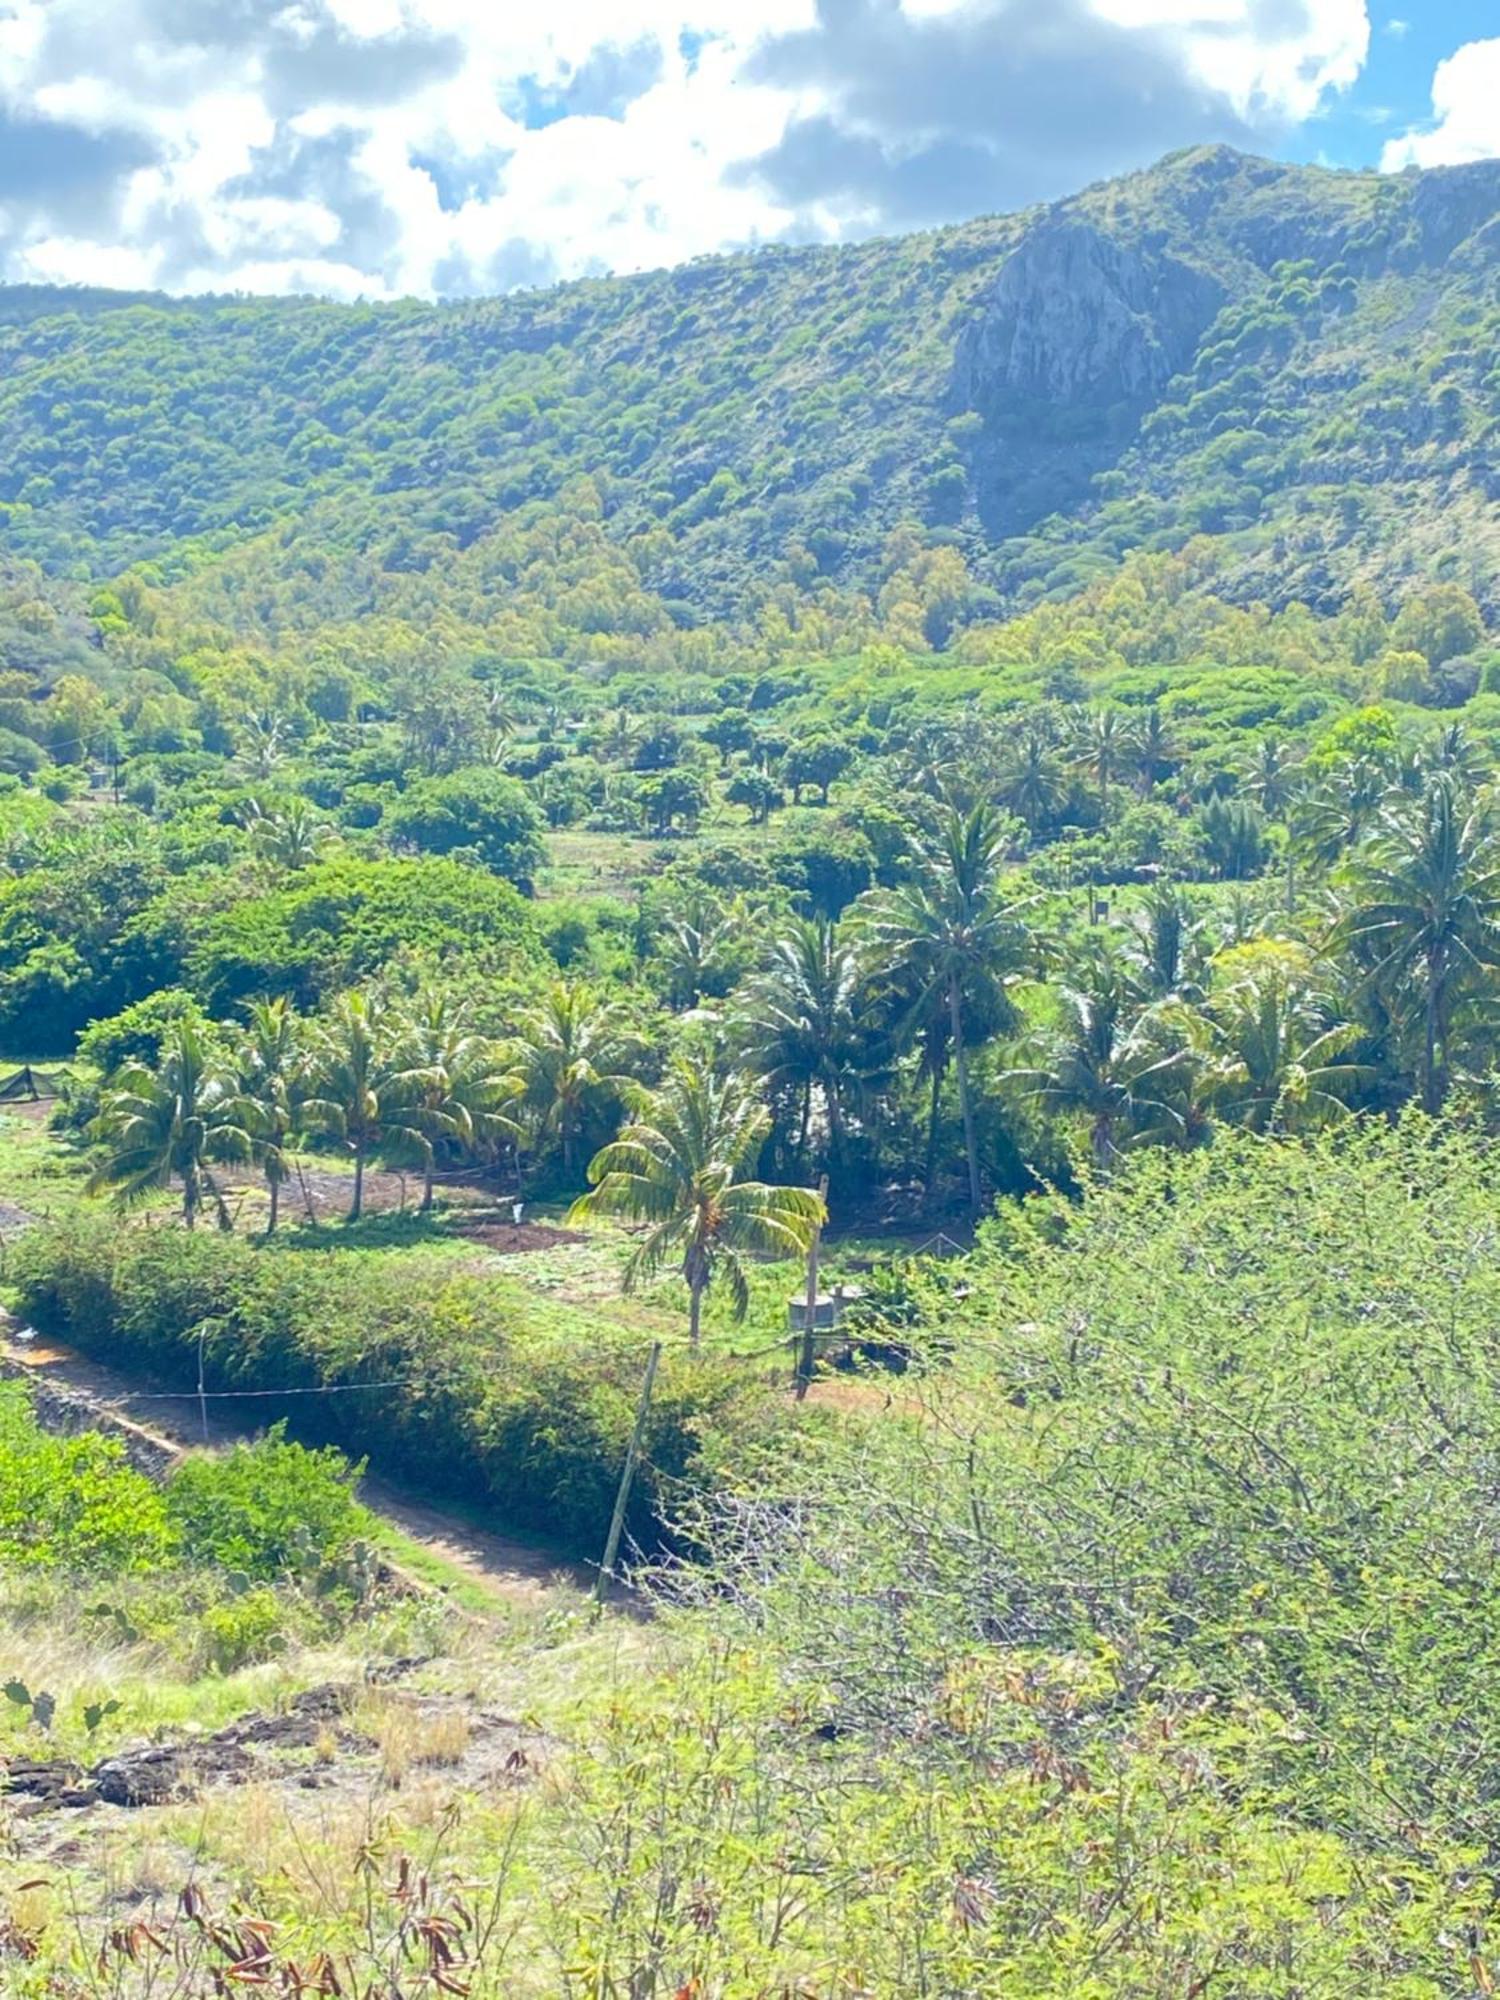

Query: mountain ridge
<box><xmin>0</xmin><ymin>144</ymin><xmax>1496</xmax><ymax>636</ymax></box>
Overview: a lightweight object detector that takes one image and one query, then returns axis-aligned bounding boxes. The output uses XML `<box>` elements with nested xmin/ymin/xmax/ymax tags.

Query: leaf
<box><xmin>3</xmin><ymin>1680</ymin><xmax>30</xmax><ymax>1709</ymax></box>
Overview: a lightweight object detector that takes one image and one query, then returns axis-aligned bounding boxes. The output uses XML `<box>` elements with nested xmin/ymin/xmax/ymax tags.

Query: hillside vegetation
<box><xmin>3</xmin><ymin>141</ymin><xmax>1500</xmax><ymax>1996</ymax></box>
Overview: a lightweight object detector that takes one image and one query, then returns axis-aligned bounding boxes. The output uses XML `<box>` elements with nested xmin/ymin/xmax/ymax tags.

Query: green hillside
<box><xmin>1</xmin><ymin>144</ymin><xmax>1497</xmax><ymax>640</ymax></box>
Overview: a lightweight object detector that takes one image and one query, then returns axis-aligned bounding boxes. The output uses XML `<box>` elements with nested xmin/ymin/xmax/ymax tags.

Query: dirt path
<box><xmin>0</xmin><ymin>1330</ymin><xmax>612</xmax><ymax>1614</ymax></box>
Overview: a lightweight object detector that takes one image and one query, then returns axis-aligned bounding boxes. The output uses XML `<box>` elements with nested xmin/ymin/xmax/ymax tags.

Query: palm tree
<box><xmin>653</xmin><ymin>898</ymin><xmax>744</xmax><ymax>1011</ymax></box>
<box><xmin>1337</xmin><ymin>773</ymin><xmax>1500</xmax><ymax>1113</ymax></box>
<box><xmin>243</xmin><ymin>798</ymin><xmax>331</xmax><ymax>873</ymax></box>
<box><xmin>1070</xmin><ymin>707</ymin><xmax>1130</xmax><ymax>821</ymax></box>
<box><xmin>503</xmin><ymin>981</ymin><xmax>642</xmax><ymax>1181</ymax></box>
<box><xmin>734</xmin><ymin>916</ymin><xmax>870</xmax><ymax>1172</ymax></box>
<box><xmin>857</xmin><ymin>802</ymin><xmax>1031</xmax><ymax>1212</ymax></box>
<box><xmin>1008</xmin><ymin>955</ymin><xmax>1189</xmax><ymax>1173</ymax></box>
<box><xmin>998</xmin><ymin>725</ymin><xmax>1068</xmax><ymax>834</ymax></box>
<box><xmin>1238</xmin><ymin>736</ymin><xmax>1302</xmax><ymax>817</ymax></box>
<box><xmin>1290</xmin><ymin>756</ymin><xmax>1390</xmax><ymax>868</ymax></box>
<box><xmin>571</xmin><ymin>1062</ymin><xmax>824</xmax><ymax>1347</ymax></box>
<box><xmin>393</xmin><ymin>989</ymin><xmax>520</xmax><ymax>1212</ymax></box>
<box><xmin>1206</xmin><ymin>970</ymin><xmax>1367</xmax><ymax>1133</ymax></box>
<box><xmin>302</xmin><ymin>990</ymin><xmax>408</xmax><ymax>1222</ymax></box>
<box><xmin>1121</xmin><ymin>885</ymin><xmax>1209</xmax><ymax>1002</ymax></box>
<box><xmin>90</xmin><ymin>1019</ymin><xmax>255</xmax><ymax>1229</ymax></box>
<box><xmin>238</xmin><ymin>996</ymin><xmax>304</xmax><ymax>1233</ymax></box>
<box><xmin>1131</xmin><ymin>706</ymin><xmax>1177</xmax><ymax>798</ymax></box>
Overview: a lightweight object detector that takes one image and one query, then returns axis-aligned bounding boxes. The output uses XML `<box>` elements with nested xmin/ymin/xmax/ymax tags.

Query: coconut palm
<box><xmin>503</xmin><ymin>981</ymin><xmax>643</xmax><ymax>1180</ymax></box>
<box><xmin>301</xmin><ymin>990</ymin><xmax>411</xmax><ymax>1222</ymax></box>
<box><xmin>392</xmin><ymin>989</ymin><xmax>520</xmax><ymax>1212</ymax></box>
<box><xmin>734</xmin><ymin>916</ymin><xmax>871</xmax><ymax>1172</ymax></box>
<box><xmin>571</xmin><ymin>1062</ymin><xmax>824</xmax><ymax>1347</ymax></box>
<box><xmin>1008</xmin><ymin>954</ymin><xmax>1190</xmax><ymax>1173</ymax></box>
<box><xmin>1070</xmin><ymin>707</ymin><xmax>1130</xmax><ymax>821</ymax></box>
<box><xmin>1207</xmin><ymin>970</ymin><xmax>1367</xmax><ymax>1133</ymax></box>
<box><xmin>857</xmin><ymin>801</ymin><xmax>1031</xmax><ymax>1211</ymax></box>
<box><xmin>243</xmin><ymin>797</ymin><xmax>331</xmax><ymax>873</ymax></box>
<box><xmin>238</xmin><ymin>996</ymin><xmax>305</xmax><ymax>1233</ymax></box>
<box><xmin>1131</xmin><ymin>705</ymin><xmax>1178</xmax><ymax>797</ymax></box>
<box><xmin>90</xmin><ymin>1018</ymin><xmax>255</xmax><ymax>1229</ymax></box>
<box><xmin>1238</xmin><ymin>736</ymin><xmax>1302</xmax><ymax>817</ymax></box>
<box><xmin>998</xmin><ymin>725</ymin><xmax>1068</xmax><ymax>833</ymax></box>
<box><xmin>1337</xmin><ymin>773</ymin><xmax>1500</xmax><ymax>1113</ymax></box>
<box><xmin>1290</xmin><ymin>756</ymin><xmax>1391</xmax><ymax>868</ymax></box>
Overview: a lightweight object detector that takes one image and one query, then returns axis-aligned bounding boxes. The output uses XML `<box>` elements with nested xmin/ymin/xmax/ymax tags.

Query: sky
<box><xmin>0</xmin><ymin>0</ymin><xmax>1494</xmax><ymax>301</ymax></box>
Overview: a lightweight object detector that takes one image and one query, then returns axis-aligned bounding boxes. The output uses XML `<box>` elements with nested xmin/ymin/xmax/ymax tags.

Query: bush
<box><xmin>199</xmin><ymin>1585</ymin><xmax>288</xmax><ymax>1672</ymax></box>
<box><xmin>11</xmin><ymin>1215</ymin><xmax>777</xmax><ymax>1557</ymax></box>
<box><xmin>166</xmin><ymin>1427</ymin><xmax>368</xmax><ymax>1580</ymax></box>
<box><xmin>0</xmin><ymin>1382</ymin><xmax>177</xmax><ymax>1573</ymax></box>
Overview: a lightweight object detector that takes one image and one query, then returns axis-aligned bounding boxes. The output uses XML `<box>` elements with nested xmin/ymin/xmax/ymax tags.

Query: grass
<box><xmin>536</xmin><ymin>828</ymin><xmax>664</xmax><ymax>901</ymax></box>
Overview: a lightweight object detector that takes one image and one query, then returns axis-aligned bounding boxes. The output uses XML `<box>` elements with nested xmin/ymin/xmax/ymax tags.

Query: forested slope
<box><xmin>0</xmin><ymin>144</ymin><xmax>1496</xmax><ymax>637</ymax></box>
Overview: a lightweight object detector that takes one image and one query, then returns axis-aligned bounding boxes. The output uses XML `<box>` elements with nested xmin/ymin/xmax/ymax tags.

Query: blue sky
<box><xmin>0</xmin><ymin>1</ymin><xmax>1493</xmax><ymax>299</ymax></box>
<box><xmin>1309</xmin><ymin>3</ymin><xmax>1497</xmax><ymax>166</ymax></box>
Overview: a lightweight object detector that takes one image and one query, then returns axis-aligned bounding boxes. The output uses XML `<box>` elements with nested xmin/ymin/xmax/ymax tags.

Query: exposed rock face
<box><xmin>954</xmin><ymin>218</ymin><xmax>1225</xmax><ymax>415</ymax></box>
<box><xmin>1409</xmin><ymin>160</ymin><xmax>1500</xmax><ymax>264</ymax></box>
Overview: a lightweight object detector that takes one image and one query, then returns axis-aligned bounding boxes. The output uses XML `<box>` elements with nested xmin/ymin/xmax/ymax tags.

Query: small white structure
<box><xmin>787</xmin><ymin>1281</ymin><xmax>864</xmax><ymax>1334</ymax></box>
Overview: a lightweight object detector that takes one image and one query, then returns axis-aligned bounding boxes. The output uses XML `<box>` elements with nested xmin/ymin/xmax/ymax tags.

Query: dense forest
<box><xmin>2</xmin><ymin>142</ymin><xmax>1500</xmax><ymax>1995</ymax></box>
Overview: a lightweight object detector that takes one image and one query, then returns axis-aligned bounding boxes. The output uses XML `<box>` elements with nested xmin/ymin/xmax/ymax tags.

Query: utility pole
<box><xmin>594</xmin><ymin>1341</ymin><xmax>661</xmax><ymax>1604</ymax></box>
<box><xmin>795</xmin><ymin>1176</ymin><xmax>830</xmax><ymax>1402</ymax></box>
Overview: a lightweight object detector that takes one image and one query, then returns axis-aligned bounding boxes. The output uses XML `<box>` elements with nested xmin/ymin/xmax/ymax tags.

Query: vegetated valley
<box><xmin>0</xmin><ymin>144</ymin><xmax>1499</xmax><ymax>1993</ymax></box>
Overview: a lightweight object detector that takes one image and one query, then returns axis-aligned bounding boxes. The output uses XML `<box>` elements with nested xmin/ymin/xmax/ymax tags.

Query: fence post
<box><xmin>594</xmin><ymin>1341</ymin><xmax>662</xmax><ymax>1604</ymax></box>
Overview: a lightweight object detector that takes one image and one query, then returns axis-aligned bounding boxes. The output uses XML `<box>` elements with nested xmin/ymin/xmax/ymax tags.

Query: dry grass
<box><xmin>363</xmin><ymin>1696</ymin><xmax>473</xmax><ymax>1789</ymax></box>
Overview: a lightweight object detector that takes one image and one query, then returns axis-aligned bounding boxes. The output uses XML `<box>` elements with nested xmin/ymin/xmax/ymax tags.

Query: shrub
<box><xmin>166</xmin><ymin>1427</ymin><xmax>368</xmax><ymax>1580</ymax></box>
<box><xmin>199</xmin><ymin>1586</ymin><xmax>288</xmax><ymax>1672</ymax></box>
<box><xmin>0</xmin><ymin>1382</ymin><xmax>177</xmax><ymax>1573</ymax></box>
<box><xmin>11</xmin><ymin>1214</ymin><xmax>778</xmax><ymax>1557</ymax></box>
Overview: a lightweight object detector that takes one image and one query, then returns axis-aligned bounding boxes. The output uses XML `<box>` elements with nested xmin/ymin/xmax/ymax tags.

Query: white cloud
<box><xmin>0</xmin><ymin>0</ymin><xmax>1375</xmax><ymax>299</ymax></box>
<box><xmin>1382</xmin><ymin>37</ymin><xmax>1500</xmax><ymax>170</ymax></box>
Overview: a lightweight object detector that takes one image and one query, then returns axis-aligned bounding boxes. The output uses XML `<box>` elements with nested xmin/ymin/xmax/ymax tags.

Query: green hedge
<box><xmin>12</xmin><ymin>1215</ymin><xmax>769</xmax><ymax>1559</ymax></box>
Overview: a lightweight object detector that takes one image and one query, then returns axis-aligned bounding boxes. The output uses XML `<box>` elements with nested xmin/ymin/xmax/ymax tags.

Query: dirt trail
<box><xmin>0</xmin><ymin>1330</ymin><xmax>611</xmax><ymax>1613</ymax></box>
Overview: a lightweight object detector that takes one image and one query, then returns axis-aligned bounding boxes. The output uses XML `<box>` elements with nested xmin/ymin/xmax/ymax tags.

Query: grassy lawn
<box><xmin>536</xmin><ymin>828</ymin><xmax>664</xmax><ymax>901</ymax></box>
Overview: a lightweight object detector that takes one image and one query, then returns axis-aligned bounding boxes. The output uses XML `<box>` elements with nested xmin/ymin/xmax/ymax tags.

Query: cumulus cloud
<box><xmin>0</xmin><ymin>0</ymin><xmax>1376</xmax><ymax>298</ymax></box>
<box><xmin>1381</xmin><ymin>38</ymin><xmax>1500</xmax><ymax>171</ymax></box>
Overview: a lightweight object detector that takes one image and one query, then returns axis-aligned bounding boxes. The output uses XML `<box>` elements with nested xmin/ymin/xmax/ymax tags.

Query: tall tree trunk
<box><xmin>795</xmin><ymin>1083</ymin><xmax>812</xmax><ymax>1161</ymax></box>
<box><xmin>1424</xmin><ymin>956</ymin><xmax>1442</xmax><ymax>1115</ymax></box>
<box><xmin>266</xmin><ymin>1173</ymin><xmax>280</xmax><ymax>1236</ymax></box>
<box><xmin>183</xmin><ymin>1170</ymin><xmax>198</xmax><ymax>1230</ymax></box>
<box><xmin>688</xmin><ymin>1277</ymin><xmax>705</xmax><ymax>1349</ymax></box>
<box><xmin>421</xmin><ymin>1160</ymin><xmax>435</xmax><ymax>1213</ymax></box>
<box><xmin>350</xmin><ymin>1142</ymin><xmax>365</xmax><ymax>1222</ymax></box>
<box><xmin>924</xmin><ymin>1061</ymin><xmax>944</xmax><ymax>1199</ymax></box>
<box><xmin>950</xmin><ymin>976</ymin><xmax>982</xmax><ymax>1214</ymax></box>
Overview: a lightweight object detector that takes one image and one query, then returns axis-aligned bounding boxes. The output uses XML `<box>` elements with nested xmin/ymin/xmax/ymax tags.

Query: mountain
<box><xmin>0</xmin><ymin>145</ymin><xmax>1496</xmax><ymax>639</ymax></box>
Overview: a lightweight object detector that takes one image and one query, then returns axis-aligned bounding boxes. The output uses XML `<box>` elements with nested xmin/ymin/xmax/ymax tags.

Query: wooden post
<box><xmin>795</xmin><ymin>1176</ymin><xmax>830</xmax><ymax>1401</ymax></box>
<box><xmin>594</xmin><ymin>1341</ymin><xmax>661</xmax><ymax>1604</ymax></box>
<box><xmin>197</xmin><ymin>1318</ymin><xmax>211</xmax><ymax>1445</ymax></box>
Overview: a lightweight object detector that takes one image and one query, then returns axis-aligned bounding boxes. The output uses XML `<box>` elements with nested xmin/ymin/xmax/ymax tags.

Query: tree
<box><xmin>1206</xmin><ymin>966</ymin><xmax>1366</xmax><ymax>1134</ymax></box>
<box><xmin>572</xmin><ymin>1062</ymin><xmax>825</xmax><ymax>1347</ymax></box>
<box><xmin>701</xmin><ymin>709</ymin><xmax>755</xmax><ymax>768</ymax></box>
<box><xmin>1238</xmin><ymin>736</ymin><xmax>1301</xmax><ymax>817</ymax></box>
<box><xmin>1391</xmin><ymin>584</ymin><xmax>1485</xmax><ymax>668</ymax></box>
<box><xmin>1069</xmin><ymin>707</ymin><xmax>1129</xmax><ymax>821</ymax></box>
<box><xmin>301</xmin><ymin>990</ymin><xmax>409</xmax><ymax>1222</ymax></box>
<box><xmin>727</xmin><ymin>768</ymin><xmax>782</xmax><ymax>825</ymax></box>
<box><xmin>1008</xmin><ymin>956</ymin><xmax>1189</xmax><ymax>1173</ymax></box>
<box><xmin>503</xmin><ymin>981</ymin><xmax>643</xmax><ymax>1180</ymax></box>
<box><xmin>1195</xmin><ymin>795</ymin><xmax>1269</xmax><ymax>880</ymax></box>
<box><xmin>857</xmin><ymin>802</ymin><xmax>1031</xmax><ymax>1212</ymax></box>
<box><xmin>90</xmin><ymin>1018</ymin><xmax>254</xmax><ymax>1229</ymax></box>
<box><xmin>242</xmin><ymin>797</ymin><xmax>331</xmax><ymax>873</ymax></box>
<box><xmin>735</xmin><ymin>917</ymin><xmax>870</xmax><ymax>1173</ymax></box>
<box><xmin>238</xmin><ymin>996</ymin><xmax>304</xmax><ymax>1234</ymax></box>
<box><xmin>1337</xmin><ymin>773</ymin><xmax>1500</xmax><ymax>1113</ymax></box>
<box><xmin>392</xmin><ymin>989</ymin><xmax>520</xmax><ymax>1212</ymax></box>
<box><xmin>999</xmin><ymin>726</ymin><xmax>1068</xmax><ymax>833</ymax></box>
<box><xmin>1122</xmin><ymin>885</ymin><xmax>1209</xmax><ymax>1001</ymax></box>
<box><xmin>386</xmin><ymin>767</ymin><xmax>545</xmax><ymax>884</ymax></box>
<box><xmin>638</xmin><ymin>769</ymin><xmax>708</xmax><ymax>836</ymax></box>
<box><xmin>783</xmin><ymin>734</ymin><xmax>854</xmax><ymax>806</ymax></box>
<box><xmin>1130</xmin><ymin>706</ymin><xmax>1178</xmax><ymax>797</ymax></box>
